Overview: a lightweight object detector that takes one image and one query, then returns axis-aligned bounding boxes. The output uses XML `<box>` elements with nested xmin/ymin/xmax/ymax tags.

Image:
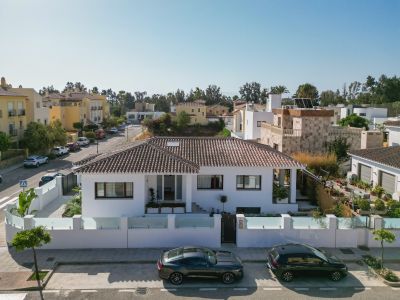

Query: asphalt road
<box><xmin>2</xmin><ymin>286</ymin><xmax>400</xmax><ymax>300</ymax></box>
<box><xmin>0</xmin><ymin>126</ymin><xmax>143</xmax><ymax>219</ymax></box>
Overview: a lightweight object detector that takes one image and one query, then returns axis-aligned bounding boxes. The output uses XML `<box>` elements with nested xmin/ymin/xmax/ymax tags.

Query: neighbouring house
<box><xmin>171</xmin><ymin>102</ymin><xmax>207</xmax><ymax>125</ymax></box>
<box><xmin>0</xmin><ymin>84</ymin><xmax>28</xmax><ymax>145</ymax></box>
<box><xmin>260</xmin><ymin>107</ymin><xmax>383</xmax><ymax>155</ymax></box>
<box><xmin>231</xmin><ymin>94</ymin><xmax>282</xmax><ymax>141</ymax></box>
<box><xmin>348</xmin><ymin>146</ymin><xmax>400</xmax><ymax>200</ymax></box>
<box><xmin>126</xmin><ymin>111</ymin><xmax>165</xmax><ymax>124</ymax></box>
<box><xmin>133</xmin><ymin>102</ymin><xmax>155</xmax><ymax>112</ymax></box>
<box><xmin>206</xmin><ymin>104</ymin><xmax>230</xmax><ymax>116</ymax></box>
<box><xmin>340</xmin><ymin>105</ymin><xmax>388</xmax><ymax>123</ymax></box>
<box><xmin>75</xmin><ymin>137</ymin><xmax>303</xmax><ymax>217</ymax></box>
<box><xmin>385</xmin><ymin>120</ymin><xmax>400</xmax><ymax>146</ymax></box>
<box><xmin>44</xmin><ymin>91</ymin><xmax>110</xmax><ymax>131</ymax></box>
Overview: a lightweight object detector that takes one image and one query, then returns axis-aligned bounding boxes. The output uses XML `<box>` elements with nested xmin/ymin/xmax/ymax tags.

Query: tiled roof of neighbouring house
<box><xmin>76</xmin><ymin>137</ymin><xmax>303</xmax><ymax>174</ymax></box>
<box><xmin>0</xmin><ymin>88</ymin><xmax>24</xmax><ymax>97</ymax></box>
<box><xmin>348</xmin><ymin>146</ymin><xmax>400</xmax><ymax>170</ymax></box>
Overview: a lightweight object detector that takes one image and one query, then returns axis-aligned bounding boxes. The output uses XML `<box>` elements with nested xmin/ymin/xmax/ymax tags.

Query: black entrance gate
<box><xmin>62</xmin><ymin>173</ymin><xmax>78</xmax><ymax>195</ymax></box>
<box><xmin>221</xmin><ymin>213</ymin><xmax>236</xmax><ymax>243</ymax></box>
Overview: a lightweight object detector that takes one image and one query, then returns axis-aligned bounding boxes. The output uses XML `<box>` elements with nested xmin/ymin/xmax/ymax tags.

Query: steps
<box><xmin>191</xmin><ymin>202</ymin><xmax>207</xmax><ymax>213</ymax></box>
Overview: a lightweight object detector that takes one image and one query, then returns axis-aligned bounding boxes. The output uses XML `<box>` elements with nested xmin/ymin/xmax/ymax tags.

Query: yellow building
<box><xmin>173</xmin><ymin>102</ymin><xmax>207</xmax><ymax>125</ymax></box>
<box><xmin>45</xmin><ymin>92</ymin><xmax>110</xmax><ymax>131</ymax></box>
<box><xmin>0</xmin><ymin>88</ymin><xmax>28</xmax><ymax>144</ymax></box>
<box><xmin>206</xmin><ymin>104</ymin><xmax>230</xmax><ymax>117</ymax></box>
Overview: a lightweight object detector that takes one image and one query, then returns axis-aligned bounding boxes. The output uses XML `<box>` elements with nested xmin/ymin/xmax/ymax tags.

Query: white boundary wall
<box><xmin>28</xmin><ymin>176</ymin><xmax>63</xmax><ymax>213</ymax></box>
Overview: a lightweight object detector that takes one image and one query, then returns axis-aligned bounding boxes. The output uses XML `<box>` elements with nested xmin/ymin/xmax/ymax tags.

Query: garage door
<box><xmin>359</xmin><ymin>164</ymin><xmax>371</xmax><ymax>183</ymax></box>
<box><xmin>380</xmin><ymin>172</ymin><xmax>396</xmax><ymax>195</ymax></box>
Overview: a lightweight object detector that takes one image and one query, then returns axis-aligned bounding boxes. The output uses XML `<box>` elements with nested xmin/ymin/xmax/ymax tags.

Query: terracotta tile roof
<box><xmin>77</xmin><ymin>137</ymin><xmax>303</xmax><ymax>174</ymax></box>
<box><xmin>385</xmin><ymin>120</ymin><xmax>400</xmax><ymax>127</ymax></box>
<box><xmin>348</xmin><ymin>146</ymin><xmax>400</xmax><ymax>170</ymax></box>
<box><xmin>0</xmin><ymin>88</ymin><xmax>24</xmax><ymax>97</ymax></box>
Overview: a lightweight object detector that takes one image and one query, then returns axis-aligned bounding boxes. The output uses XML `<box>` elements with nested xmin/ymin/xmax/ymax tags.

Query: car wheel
<box><xmin>330</xmin><ymin>271</ymin><xmax>342</xmax><ymax>281</ymax></box>
<box><xmin>35</xmin><ymin>163</ymin><xmax>39</xmax><ymax>168</ymax></box>
<box><xmin>169</xmin><ymin>272</ymin><xmax>183</xmax><ymax>285</ymax></box>
<box><xmin>222</xmin><ymin>272</ymin><xmax>235</xmax><ymax>284</ymax></box>
<box><xmin>281</xmin><ymin>271</ymin><xmax>294</xmax><ymax>282</ymax></box>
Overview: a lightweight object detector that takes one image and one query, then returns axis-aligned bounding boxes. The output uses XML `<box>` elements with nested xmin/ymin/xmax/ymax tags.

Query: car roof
<box><xmin>272</xmin><ymin>244</ymin><xmax>315</xmax><ymax>255</ymax></box>
<box><xmin>43</xmin><ymin>172</ymin><xmax>57</xmax><ymax>177</ymax></box>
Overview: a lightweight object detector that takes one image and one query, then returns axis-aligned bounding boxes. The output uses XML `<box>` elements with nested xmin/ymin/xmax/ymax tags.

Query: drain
<box><xmin>339</xmin><ymin>248</ymin><xmax>354</xmax><ymax>254</ymax></box>
<box><xmin>136</xmin><ymin>287</ymin><xmax>147</xmax><ymax>295</ymax></box>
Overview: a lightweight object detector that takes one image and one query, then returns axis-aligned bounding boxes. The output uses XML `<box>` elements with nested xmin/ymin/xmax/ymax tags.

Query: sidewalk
<box><xmin>0</xmin><ymin>163</ymin><xmax>23</xmax><ymax>175</ymax></box>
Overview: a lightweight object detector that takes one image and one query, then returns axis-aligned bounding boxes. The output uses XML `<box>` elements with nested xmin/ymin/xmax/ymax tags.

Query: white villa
<box><xmin>75</xmin><ymin>137</ymin><xmax>303</xmax><ymax>217</ymax></box>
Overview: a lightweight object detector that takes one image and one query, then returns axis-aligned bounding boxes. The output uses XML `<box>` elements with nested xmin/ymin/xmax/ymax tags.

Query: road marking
<box><xmin>355</xmin><ymin>287</ymin><xmax>371</xmax><ymax>290</ymax></box>
<box><xmin>0</xmin><ymin>197</ymin><xmax>9</xmax><ymax>202</ymax></box>
<box><xmin>43</xmin><ymin>290</ymin><xmax>59</xmax><ymax>293</ymax></box>
<box><xmin>294</xmin><ymin>288</ymin><xmax>309</xmax><ymax>291</ymax></box>
<box><xmin>119</xmin><ymin>289</ymin><xmax>136</xmax><ymax>292</ymax></box>
<box><xmin>263</xmin><ymin>287</ymin><xmax>282</xmax><ymax>291</ymax></box>
<box><xmin>233</xmin><ymin>288</ymin><xmax>248</xmax><ymax>291</ymax></box>
<box><xmin>161</xmin><ymin>288</ymin><xmax>177</xmax><ymax>292</ymax></box>
<box><xmin>0</xmin><ymin>294</ymin><xmax>27</xmax><ymax>300</ymax></box>
<box><xmin>81</xmin><ymin>290</ymin><xmax>97</xmax><ymax>293</ymax></box>
<box><xmin>0</xmin><ymin>197</ymin><xmax>18</xmax><ymax>210</ymax></box>
<box><xmin>392</xmin><ymin>287</ymin><xmax>400</xmax><ymax>290</ymax></box>
<box><xmin>199</xmin><ymin>288</ymin><xmax>217</xmax><ymax>291</ymax></box>
<box><xmin>320</xmin><ymin>288</ymin><xmax>337</xmax><ymax>291</ymax></box>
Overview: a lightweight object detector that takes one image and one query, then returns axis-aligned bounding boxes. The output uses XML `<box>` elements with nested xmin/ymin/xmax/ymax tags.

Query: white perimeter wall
<box><xmin>191</xmin><ymin>167</ymin><xmax>298</xmax><ymax>214</ymax></box>
<box><xmin>387</xmin><ymin>126</ymin><xmax>400</xmax><ymax>146</ymax></box>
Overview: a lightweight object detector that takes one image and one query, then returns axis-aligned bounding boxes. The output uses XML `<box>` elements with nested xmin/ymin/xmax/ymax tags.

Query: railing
<box><xmin>33</xmin><ymin>218</ymin><xmax>73</xmax><ymax>230</ymax></box>
<box><xmin>18</xmin><ymin>109</ymin><xmax>25</xmax><ymax>116</ymax></box>
<box><xmin>292</xmin><ymin>217</ymin><xmax>328</xmax><ymax>229</ymax></box>
<box><xmin>8</xmin><ymin>110</ymin><xmax>16</xmax><ymax>117</ymax></box>
<box><xmin>9</xmin><ymin>129</ymin><xmax>19</xmax><ymax>136</ymax></box>
<box><xmin>81</xmin><ymin>217</ymin><xmax>120</xmax><ymax>230</ymax></box>
<box><xmin>128</xmin><ymin>215</ymin><xmax>168</xmax><ymax>229</ymax></box>
<box><xmin>337</xmin><ymin>217</ymin><xmax>369</xmax><ymax>229</ymax></box>
<box><xmin>383</xmin><ymin>218</ymin><xmax>400</xmax><ymax>229</ymax></box>
<box><xmin>246</xmin><ymin>217</ymin><xmax>282</xmax><ymax>229</ymax></box>
<box><xmin>175</xmin><ymin>215</ymin><xmax>214</xmax><ymax>228</ymax></box>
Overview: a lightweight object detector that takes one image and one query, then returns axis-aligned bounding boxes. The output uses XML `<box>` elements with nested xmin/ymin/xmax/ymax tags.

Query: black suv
<box><xmin>267</xmin><ymin>244</ymin><xmax>348</xmax><ymax>282</ymax></box>
<box><xmin>157</xmin><ymin>246</ymin><xmax>243</xmax><ymax>285</ymax></box>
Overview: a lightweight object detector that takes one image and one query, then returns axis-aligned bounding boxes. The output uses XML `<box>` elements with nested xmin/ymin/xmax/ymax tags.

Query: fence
<box><xmin>5</xmin><ymin>212</ymin><xmax>221</xmax><ymax>249</ymax></box>
<box><xmin>62</xmin><ymin>173</ymin><xmax>78</xmax><ymax>195</ymax></box>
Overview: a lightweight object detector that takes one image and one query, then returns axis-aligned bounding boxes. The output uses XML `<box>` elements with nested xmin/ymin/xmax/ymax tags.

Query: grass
<box><xmin>28</xmin><ymin>271</ymin><xmax>48</xmax><ymax>281</ymax></box>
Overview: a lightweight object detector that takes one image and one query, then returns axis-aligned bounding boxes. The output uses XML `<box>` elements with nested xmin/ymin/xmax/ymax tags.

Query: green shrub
<box><xmin>386</xmin><ymin>200</ymin><xmax>400</xmax><ymax>217</ymax></box>
<box><xmin>355</xmin><ymin>198</ymin><xmax>371</xmax><ymax>211</ymax></box>
<box><xmin>371</xmin><ymin>185</ymin><xmax>385</xmax><ymax>198</ymax></box>
<box><xmin>363</xmin><ymin>255</ymin><xmax>381</xmax><ymax>269</ymax></box>
<box><xmin>380</xmin><ymin>269</ymin><xmax>400</xmax><ymax>282</ymax></box>
<box><xmin>63</xmin><ymin>188</ymin><xmax>81</xmax><ymax>217</ymax></box>
<box><xmin>373</xmin><ymin>199</ymin><xmax>385</xmax><ymax>211</ymax></box>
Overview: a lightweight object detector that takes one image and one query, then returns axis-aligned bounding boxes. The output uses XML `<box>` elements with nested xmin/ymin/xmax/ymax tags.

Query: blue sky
<box><xmin>1</xmin><ymin>0</ymin><xmax>399</xmax><ymax>96</ymax></box>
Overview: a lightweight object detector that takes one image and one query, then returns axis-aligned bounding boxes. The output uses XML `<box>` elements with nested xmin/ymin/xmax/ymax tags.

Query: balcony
<box><xmin>8</xmin><ymin>110</ymin><xmax>16</xmax><ymax>117</ymax></box>
<box><xmin>262</xmin><ymin>123</ymin><xmax>302</xmax><ymax>137</ymax></box>
<box><xmin>18</xmin><ymin>109</ymin><xmax>25</xmax><ymax>116</ymax></box>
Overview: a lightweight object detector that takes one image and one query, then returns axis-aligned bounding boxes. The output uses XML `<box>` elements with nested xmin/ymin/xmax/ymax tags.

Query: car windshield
<box><xmin>41</xmin><ymin>176</ymin><xmax>54</xmax><ymax>181</ymax></box>
<box><xmin>26</xmin><ymin>158</ymin><xmax>35</xmax><ymax>161</ymax></box>
<box><xmin>310</xmin><ymin>248</ymin><xmax>328</xmax><ymax>261</ymax></box>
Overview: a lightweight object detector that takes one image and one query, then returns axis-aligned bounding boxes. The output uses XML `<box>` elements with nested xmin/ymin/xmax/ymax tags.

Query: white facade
<box><xmin>386</xmin><ymin>125</ymin><xmax>400</xmax><ymax>146</ymax></box>
<box><xmin>126</xmin><ymin>111</ymin><xmax>165</xmax><ymax>124</ymax></box>
<box><xmin>244</xmin><ymin>111</ymin><xmax>273</xmax><ymax>140</ymax></box>
<box><xmin>349</xmin><ymin>155</ymin><xmax>400</xmax><ymax>200</ymax></box>
<box><xmin>340</xmin><ymin>106</ymin><xmax>388</xmax><ymax>123</ymax></box>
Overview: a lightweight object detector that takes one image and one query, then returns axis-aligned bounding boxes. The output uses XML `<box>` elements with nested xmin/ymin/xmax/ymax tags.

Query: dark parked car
<box><xmin>267</xmin><ymin>243</ymin><xmax>348</xmax><ymax>282</ymax></box>
<box><xmin>157</xmin><ymin>246</ymin><xmax>243</xmax><ymax>285</ymax></box>
<box><xmin>66</xmin><ymin>142</ymin><xmax>81</xmax><ymax>152</ymax></box>
<box><xmin>39</xmin><ymin>172</ymin><xmax>64</xmax><ymax>187</ymax></box>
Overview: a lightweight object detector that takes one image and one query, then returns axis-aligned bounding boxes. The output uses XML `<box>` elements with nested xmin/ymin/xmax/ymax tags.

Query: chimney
<box><xmin>0</xmin><ymin>77</ymin><xmax>6</xmax><ymax>88</ymax></box>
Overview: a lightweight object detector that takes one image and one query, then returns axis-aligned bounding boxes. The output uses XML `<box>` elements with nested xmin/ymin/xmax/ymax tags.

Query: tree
<box><xmin>0</xmin><ymin>132</ymin><xmax>11</xmax><ymax>153</ymax></box>
<box><xmin>294</xmin><ymin>83</ymin><xmax>319</xmax><ymax>99</ymax></box>
<box><xmin>327</xmin><ymin>137</ymin><xmax>350</xmax><ymax>160</ymax></box>
<box><xmin>12</xmin><ymin>226</ymin><xmax>51</xmax><ymax>300</ymax></box>
<box><xmin>373</xmin><ymin>229</ymin><xmax>396</xmax><ymax>269</ymax></box>
<box><xmin>48</xmin><ymin>120</ymin><xmax>67</xmax><ymax>146</ymax></box>
<box><xmin>339</xmin><ymin>113</ymin><xmax>369</xmax><ymax>129</ymax></box>
<box><xmin>205</xmin><ymin>85</ymin><xmax>222</xmax><ymax>105</ymax></box>
<box><xmin>14</xmin><ymin>188</ymin><xmax>37</xmax><ymax>217</ymax></box>
<box><xmin>73</xmin><ymin>122</ymin><xmax>83</xmax><ymax>131</ymax></box>
<box><xmin>319</xmin><ymin>90</ymin><xmax>346</xmax><ymax>106</ymax></box>
<box><xmin>62</xmin><ymin>81</ymin><xmax>74</xmax><ymax>93</ymax></box>
<box><xmin>73</xmin><ymin>82</ymin><xmax>87</xmax><ymax>92</ymax></box>
<box><xmin>270</xmin><ymin>85</ymin><xmax>289</xmax><ymax>95</ymax></box>
<box><xmin>134</xmin><ymin>91</ymin><xmax>147</xmax><ymax>102</ymax></box>
<box><xmin>176</xmin><ymin>111</ymin><xmax>190</xmax><ymax>129</ymax></box>
<box><xmin>23</xmin><ymin>122</ymin><xmax>52</xmax><ymax>154</ymax></box>
<box><xmin>38</xmin><ymin>85</ymin><xmax>59</xmax><ymax>96</ymax></box>
<box><xmin>187</xmin><ymin>87</ymin><xmax>205</xmax><ymax>102</ymax></box>
<box><xmin>91</xmin><ymin>86</ymin><xmax>99</xmax><ymax>94</ymax></box>
<box><xmin>239</xmin><ymin>82</ymin><xmax>264</xmax><ymax>103</ymax></box>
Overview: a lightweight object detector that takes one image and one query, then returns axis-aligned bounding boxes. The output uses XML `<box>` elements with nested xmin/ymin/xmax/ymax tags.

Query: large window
<box><xmin>95</xmin><ymin>182</ymin><xmax>133</xmax><ymax>199</ymax></box>
<box><xmin>197</xmin><ymin>175</ymin><xmax>223</xmax><ymax>190</ymax></box>
<box><xmin>236</xmin><ymin>175</ymin><xmax>261</xmax><ymax>190</ymax></box>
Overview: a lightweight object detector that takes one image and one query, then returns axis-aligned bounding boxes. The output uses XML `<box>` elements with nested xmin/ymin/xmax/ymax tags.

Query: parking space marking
<box><xmin>119</xmin><ymin>289</ymin><xmax>136</xmax><ymax>292</ymax></box>
<box><xmin>81</xmin><ymin>290</ymin><xmax>97</xmax><ymax>293</ymax></box>
<box><xmin>355</xmin><ymin>287</ymin><xmax>371</xmax><ymax>290</ymax></box>
<box><xmin>392</xmin><ymin>287</ymin><xmax>400</xmax><ymax>290</ymax></box>
<box><xmin>43</xmin><ymin>290</ymin><xmax>59</xmax><ymax>294</ymax></box>
<box><xmin>233</xmin><ymin>288</ymin><xmax>248</xmax><ymax>291</ymax></box>
<box><xmin>263</xmin><ymin>287</ymin><xmax>282</xmax><ymax>291</ymax></box>
<box><xmin>199</xmin><ymin>288</ymin><xmax>217</xmax><ymax>291</ymax></box>
<box><xmin>320</xmin><ymin>288</ymin><xmax>337</xmax><ymax>291</ymax></box>
<box><xmin>294</xmin><ymin>288</ymin><xmax>309</xmax><ymax>291</ymax></box>
<box><xmin>161</xmin><ymin>288</ymin><xmax>177</xmax><ymax>292</ymax></box>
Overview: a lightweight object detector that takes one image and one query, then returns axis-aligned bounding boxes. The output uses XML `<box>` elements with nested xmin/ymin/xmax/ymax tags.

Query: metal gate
<box><xmin>62</xmin><ymin>173</ymin><xmax>78</xmax><ymax>195</ymax></box>
<box><xmin>221</xmin><ymin>213</ymin><xmax>236</xmax><ymax>243</ymax></box>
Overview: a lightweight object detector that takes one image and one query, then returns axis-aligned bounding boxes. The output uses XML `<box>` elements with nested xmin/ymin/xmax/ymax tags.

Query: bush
<box><xmin>386</xmin><ymin>200</ymin><xmax>400</xmax><ymax>217</ymax></box>
<box><xmin>363</xmin><ymin>255</ymin><xmax>381</xmax><ymax>269</ymax></box>
<box><xmin>218</xmin><ymin>128</ymin><xmax>231</xmax><ymax>137</ymax></box>
<box><xmin>380</xmin><ymin>269</ymin><xmax>400</xmax><ymax>282</ymax></box>
<box><xmin>374</xmin><ymin>199</ymin><xmax>385</xmax><ymax>211</ymax></box>
<box><xmin>355</xmin><ymin>198</ymin><xmax>371</xmax><ymax>211</ymax></box>
<box><xmin>292</xmin><ymin>152</ymin><xmax>338</xmax><ymax>176</ymax></box>
<box><xmin>63</xmin><ymin>187</ymin><xmax>81</xmax><ymax>217</ymax></box>
<box><xmin>84</xmin><ymin>131</ymin><xmax>96</xmax><ymax>143</ymax></box>
<box><xmin>371</xmin><ymin>185</ymin><xmax>385</xmax><ymax>198</ymax></box>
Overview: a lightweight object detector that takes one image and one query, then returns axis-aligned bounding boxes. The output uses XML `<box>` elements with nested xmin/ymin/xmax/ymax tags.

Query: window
<box><xmin>277</xmin><ymin>117</ymin><xmax>281</xmax><ymax>127</ymax></box>
<box><xmin>257</xmin><ymin>121</ymin><xmax>261</xmax><ymax>127</ymax></box>
<box><xmin>198</xmin><ymin>108</ymin><xmax>200</xmax><ymax>112</ymax></box>
<box><xmin>95</xmin><ymin>182</ymin><xmax>133</xmax><ymax>199</ymax></box>
<box><xmin>359</xmin><ymin>113</ymin><xmax>366</xmax><ymax>116</ymax></box>
<box><xmin>0</xmin><ymin>109</ymin><xmax>2</xmax><ymax>118</ymax></box>
<box><xmin>197</xmin><ymin>175</ymin><xmax>223</xmax><ymax>189</ymax></box>
<box><xmin>36</xmin><ymin>102</ymin><xmax>40</xmax><ymax>109</ymax></box>
<box><xmin>192</xmin><ymin>109</ymin><xmax>194</xmax><ymax>112</ymax></box>
<box><xmin>236</xmin><ymin>175</ymin><xmax>261</xmax><ymax>190</ymax></box>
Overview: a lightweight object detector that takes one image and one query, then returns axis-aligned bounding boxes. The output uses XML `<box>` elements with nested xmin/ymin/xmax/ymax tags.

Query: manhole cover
<box><xmin>339</xmin><ymin>248</ymin><xmax>354</xmax><ymax>254</ymax></box>
<box><xmin>46</xmin><ymin>257</ymin><xmax>55</xmax><ymax>262</ymax></box>
<box><xmin>136</xmin><ymin>287</ymin><xmax>147</xmax><ymax>295</ymax></box>
<box><xmin>22</xmin><ymin>262</ymin><xmax>34</xmax><ymax>269</ymax></box>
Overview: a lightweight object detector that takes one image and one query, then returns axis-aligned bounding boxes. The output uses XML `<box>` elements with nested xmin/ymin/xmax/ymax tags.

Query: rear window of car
<box><xmin>41</xmin><ymin>176</ymin><xmax>54</xmax><ymax>181</ymax></box>
<box><xmin>167</xmin><ymin>248</ymin><xmax>183</xmax><ymax>259</ymax></box>
<box><xmin>269</xmin><ymin>249</ymin><xmax>280</xmax><ymax>261</ymax></box>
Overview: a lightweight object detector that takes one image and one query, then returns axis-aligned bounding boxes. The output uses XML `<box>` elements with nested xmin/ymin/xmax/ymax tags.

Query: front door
<box><xmin>164</xmin><ymin>175</ymin><xmax>175</xmax><ymax>200</ymax></box>
<box><xmin>221</xmin><ymin>213</ymin><xmax>236</xmax><ymax>243</ymax></box>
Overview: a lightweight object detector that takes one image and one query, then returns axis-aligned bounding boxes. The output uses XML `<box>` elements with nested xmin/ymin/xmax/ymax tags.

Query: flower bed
<box><xmin>363</xmin><ymin>255</ymin><xmax>399</xmax><ymax>285</ymax></box>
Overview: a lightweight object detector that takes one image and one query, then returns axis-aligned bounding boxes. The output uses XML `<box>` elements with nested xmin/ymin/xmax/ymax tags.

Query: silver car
<box><xmin>23</xmin><ymin>155</ymin><xmax>48</xmax><ymax>168</ymax></box>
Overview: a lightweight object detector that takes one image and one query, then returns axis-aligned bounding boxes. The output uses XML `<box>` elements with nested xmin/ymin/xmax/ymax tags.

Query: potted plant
<box><xmin>146</xmin><ymin>188</ymin><xmax>159</xmax><ymax>214</ymax></box>
<box><xmin>273</xmin><ymin>184</ymin><xmax>289</xmax><ymax>203</ymax></box>
<box><xmin>220</xmin><ymin>195</ymin><xmax>227</xmax><ymax>212</ymax></box>
<box><xmin>371</xmin><ymin>185</ymin><xmax>385</xmax><ymax>198</ymax></box>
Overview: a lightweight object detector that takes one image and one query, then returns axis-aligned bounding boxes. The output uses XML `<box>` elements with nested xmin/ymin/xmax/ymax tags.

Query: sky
<box><xmin>1</xmin><ymin>0</ymin><xmax>399</xmax><ymax>96</ymax></box>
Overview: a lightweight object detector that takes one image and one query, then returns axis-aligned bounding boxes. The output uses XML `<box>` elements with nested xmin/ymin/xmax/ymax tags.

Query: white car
<box><xmin>51</xmin><ymin>146</ymin><xmax>69</xmax><ymax>156</ymax></box>
<box><xmin>23</xmin><ymin>155</ymin><xmax>48</xmax><ymax>168</ymax></box>
<box><xmin>77</xmin><ymin>137</ymin><xmax>90</xmax><ymax>146</ymax></box>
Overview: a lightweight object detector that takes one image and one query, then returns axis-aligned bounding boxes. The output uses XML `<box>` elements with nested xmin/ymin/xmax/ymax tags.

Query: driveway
<box><xmin>46</xmin><ymin>262</ymin><xmax>385</xmax><ymax>290</ymax></box>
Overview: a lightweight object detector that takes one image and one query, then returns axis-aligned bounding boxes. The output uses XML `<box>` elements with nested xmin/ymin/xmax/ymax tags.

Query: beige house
<box><xmin>172</xmin><ymin>102</ymin><xmax>207</xmax><ymax>125</ymax></box>
<box><xmin>260</xmin><ymin>108</ymin><xmax>383</xmax><ymax>155</ymax></box>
